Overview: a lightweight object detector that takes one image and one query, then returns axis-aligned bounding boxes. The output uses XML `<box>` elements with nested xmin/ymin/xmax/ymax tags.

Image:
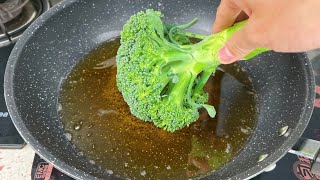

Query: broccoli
<box><xmin>116</xmin><ymin>9</ymin><xmax>267</xmax><ymax>132</ymax></box>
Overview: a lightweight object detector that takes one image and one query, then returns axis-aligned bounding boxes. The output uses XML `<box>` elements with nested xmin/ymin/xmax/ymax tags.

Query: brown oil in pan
<box><xmin>59</xmin><ymin>38</ymin><xmax>258</xmax><ymax>179</ymax></box>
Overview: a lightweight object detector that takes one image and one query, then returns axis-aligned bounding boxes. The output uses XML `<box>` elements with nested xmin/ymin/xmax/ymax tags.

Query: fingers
<box><xmin>218</xmin><ymin>23</ymin><xmax>260</xmax><ymax>64</ymax></box>
<box><xmin>212</xmin><ymin>0</ymin><xmax>242</xmax><ymax>33</ymax></box>
<box><xmin>235</xmin><ymin>11</ymin><xmax>249</xmax><ymax>23</ymax></box>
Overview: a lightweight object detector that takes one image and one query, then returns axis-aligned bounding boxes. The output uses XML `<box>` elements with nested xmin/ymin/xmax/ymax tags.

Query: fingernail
<box><xmin>218</xmin><ymin>45</ymin><xmax>236</xmax><ymax>64</ymax></box>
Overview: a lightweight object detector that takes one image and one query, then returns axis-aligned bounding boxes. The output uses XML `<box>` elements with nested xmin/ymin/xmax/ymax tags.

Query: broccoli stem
<box><xmin>161</xmin><ymin>62</ymin><xmax>194</xmax><ymax>97</ymax></box>
<box><xmin>168</xmin><ymin>19</ymin><xmax>199</xmax><ymax>44</ymax></box>
<box><xmin>158</xmin><ymin>51</ymin><xmax>192</xmax><ymax>91</ymax></box>
<box><xmin>184</xmin><ymin>32</ymin><xmax>206</xmax><ymax>40</ymax></box>
<box><xmin>166</xmin><ymin>72</ymin><xmax>192</xmax><ymax>106</ymax></box>
<box><xmin>166</xmin><ymin>61</ymin><xmax>191</xmax><ymax>75</ymax></box>
<box><xmin>159</xmin><ymin>70</ymin><xmax>172</xmax><ymax>90</ymax></box>
<box><xmin>154</xmin><ymin>49</ymin><xmax>193</xmax><ymax>72</ymax></box>
<box><xmin>193</xmin><ymin>70</ymin><xmax>214</xmax><ymax>98</ymax></box>
<box><xmin>162</xmin><ymin>50</ymin><xmax>193</xmax><ymax>62</ymax></box>
<box><xmin>187</xmin><ymin>72</ymin><xmax>201</xmax><ymax>107</ymax></box>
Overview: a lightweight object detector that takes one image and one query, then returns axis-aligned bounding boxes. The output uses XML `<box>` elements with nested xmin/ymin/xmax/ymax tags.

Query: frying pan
<box><xmin>3</xmin><ymin>0</ymin><xmax>316</xmax><ymax>179</ymax></box>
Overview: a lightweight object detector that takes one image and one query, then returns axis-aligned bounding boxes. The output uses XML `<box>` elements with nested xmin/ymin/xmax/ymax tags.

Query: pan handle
<box><xmin>288</xmin><ymin>138</ymin><xmax>320</xmax><ymax>175</ymax></box>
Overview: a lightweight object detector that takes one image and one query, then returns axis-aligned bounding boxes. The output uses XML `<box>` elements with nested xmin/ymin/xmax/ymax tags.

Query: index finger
<box><xmin>212</xmin><ymin>0</ymin><xmax>242</xmax><ymax>33</ymax></box>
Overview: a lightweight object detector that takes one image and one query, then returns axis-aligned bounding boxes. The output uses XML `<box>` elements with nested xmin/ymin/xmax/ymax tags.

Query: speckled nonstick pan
<box><xmin>3</xmin><ymin>0</ymin><xmax>315</xmax><ymax>179</ymax></box>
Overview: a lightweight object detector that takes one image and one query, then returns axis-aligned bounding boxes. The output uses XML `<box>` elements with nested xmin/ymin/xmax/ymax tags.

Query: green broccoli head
<box><xmin>116</xmin><ymin>9</ymin><xmax>267</xmax><ymax>132</ymax></box>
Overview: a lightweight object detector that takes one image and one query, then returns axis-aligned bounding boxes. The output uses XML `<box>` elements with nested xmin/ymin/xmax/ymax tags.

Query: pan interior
<box><xmin>58</xmin><ymin>37</ymin><xmax>258</xmax><ymax>179</ymax></box>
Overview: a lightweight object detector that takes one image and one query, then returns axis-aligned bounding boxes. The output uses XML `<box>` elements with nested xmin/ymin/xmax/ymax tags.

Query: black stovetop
<box><xmin>0</xmin><ymin>0</ymin><xmax>56</xmax><ymax>149</ymax></box>
<box><xmin>0</xmin><ymin>44</ymin><xmax>25</xmax><ymax>148</ymax></box>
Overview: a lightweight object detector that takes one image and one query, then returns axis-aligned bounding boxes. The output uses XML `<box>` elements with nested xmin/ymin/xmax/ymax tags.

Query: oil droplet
<box><xmin>89</xmin><ymin>160</ymin><xmax>95</xmax><ymax>164</ymax></box>
<box><xmin>58</xmin><ymin>103</ymin><xmax>62</xmax><ymax>111</ymax></box>
<box><xmin>107</xmin><ymin>170</ymin><xmax>113</xmax><ymax>175</ymax></box>
<box><xmin>74</xmin><ymin>124</ymin><xmax>81</xmax><ymax>131</ymax></box>
<box><xmin>226</xmin><ymin>143</ymin><xmax>232</xmax><ymax>153</ymax></box>
<box><xmin>140</xmin><ymin>170</ymin><xmax>146</xmax><ymax>176</ymax></box>
<box><xmin>64</xmin><ymin>133</ymin><xmax>72</xmax><ymax>141</ymax></box>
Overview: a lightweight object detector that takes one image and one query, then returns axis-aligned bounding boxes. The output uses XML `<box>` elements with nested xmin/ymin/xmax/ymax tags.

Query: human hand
<box><xmin>213</xmin><ymin>0</ymin><xmax>320</xmax><ymax>64</ymax></box>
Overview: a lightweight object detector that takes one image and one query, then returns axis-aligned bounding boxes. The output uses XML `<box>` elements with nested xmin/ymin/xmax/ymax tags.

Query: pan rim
<box><xmin>4</xmin><ymin>0</ymin><xmax>316</xmax><ymax>179</ymax></box>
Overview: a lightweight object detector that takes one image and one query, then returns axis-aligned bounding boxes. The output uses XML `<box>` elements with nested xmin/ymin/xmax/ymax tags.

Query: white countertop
<box><xmin>0</xmin><ymin>145</ymin><xmax>35</xmax><ymax>180</ymax></box>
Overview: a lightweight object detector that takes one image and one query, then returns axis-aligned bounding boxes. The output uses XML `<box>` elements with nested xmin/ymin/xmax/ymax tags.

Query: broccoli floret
<box><xmin>116</xmin><ymin>9</ymin><xmax>267</xmax><ymax>132</ymax></box>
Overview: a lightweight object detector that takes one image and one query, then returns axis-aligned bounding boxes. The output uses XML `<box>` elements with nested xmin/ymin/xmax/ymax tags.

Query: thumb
<box><xmin>218</xmin><ymin>26</ymin><xmax>259</xmax><ymax>64</ymax></box>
